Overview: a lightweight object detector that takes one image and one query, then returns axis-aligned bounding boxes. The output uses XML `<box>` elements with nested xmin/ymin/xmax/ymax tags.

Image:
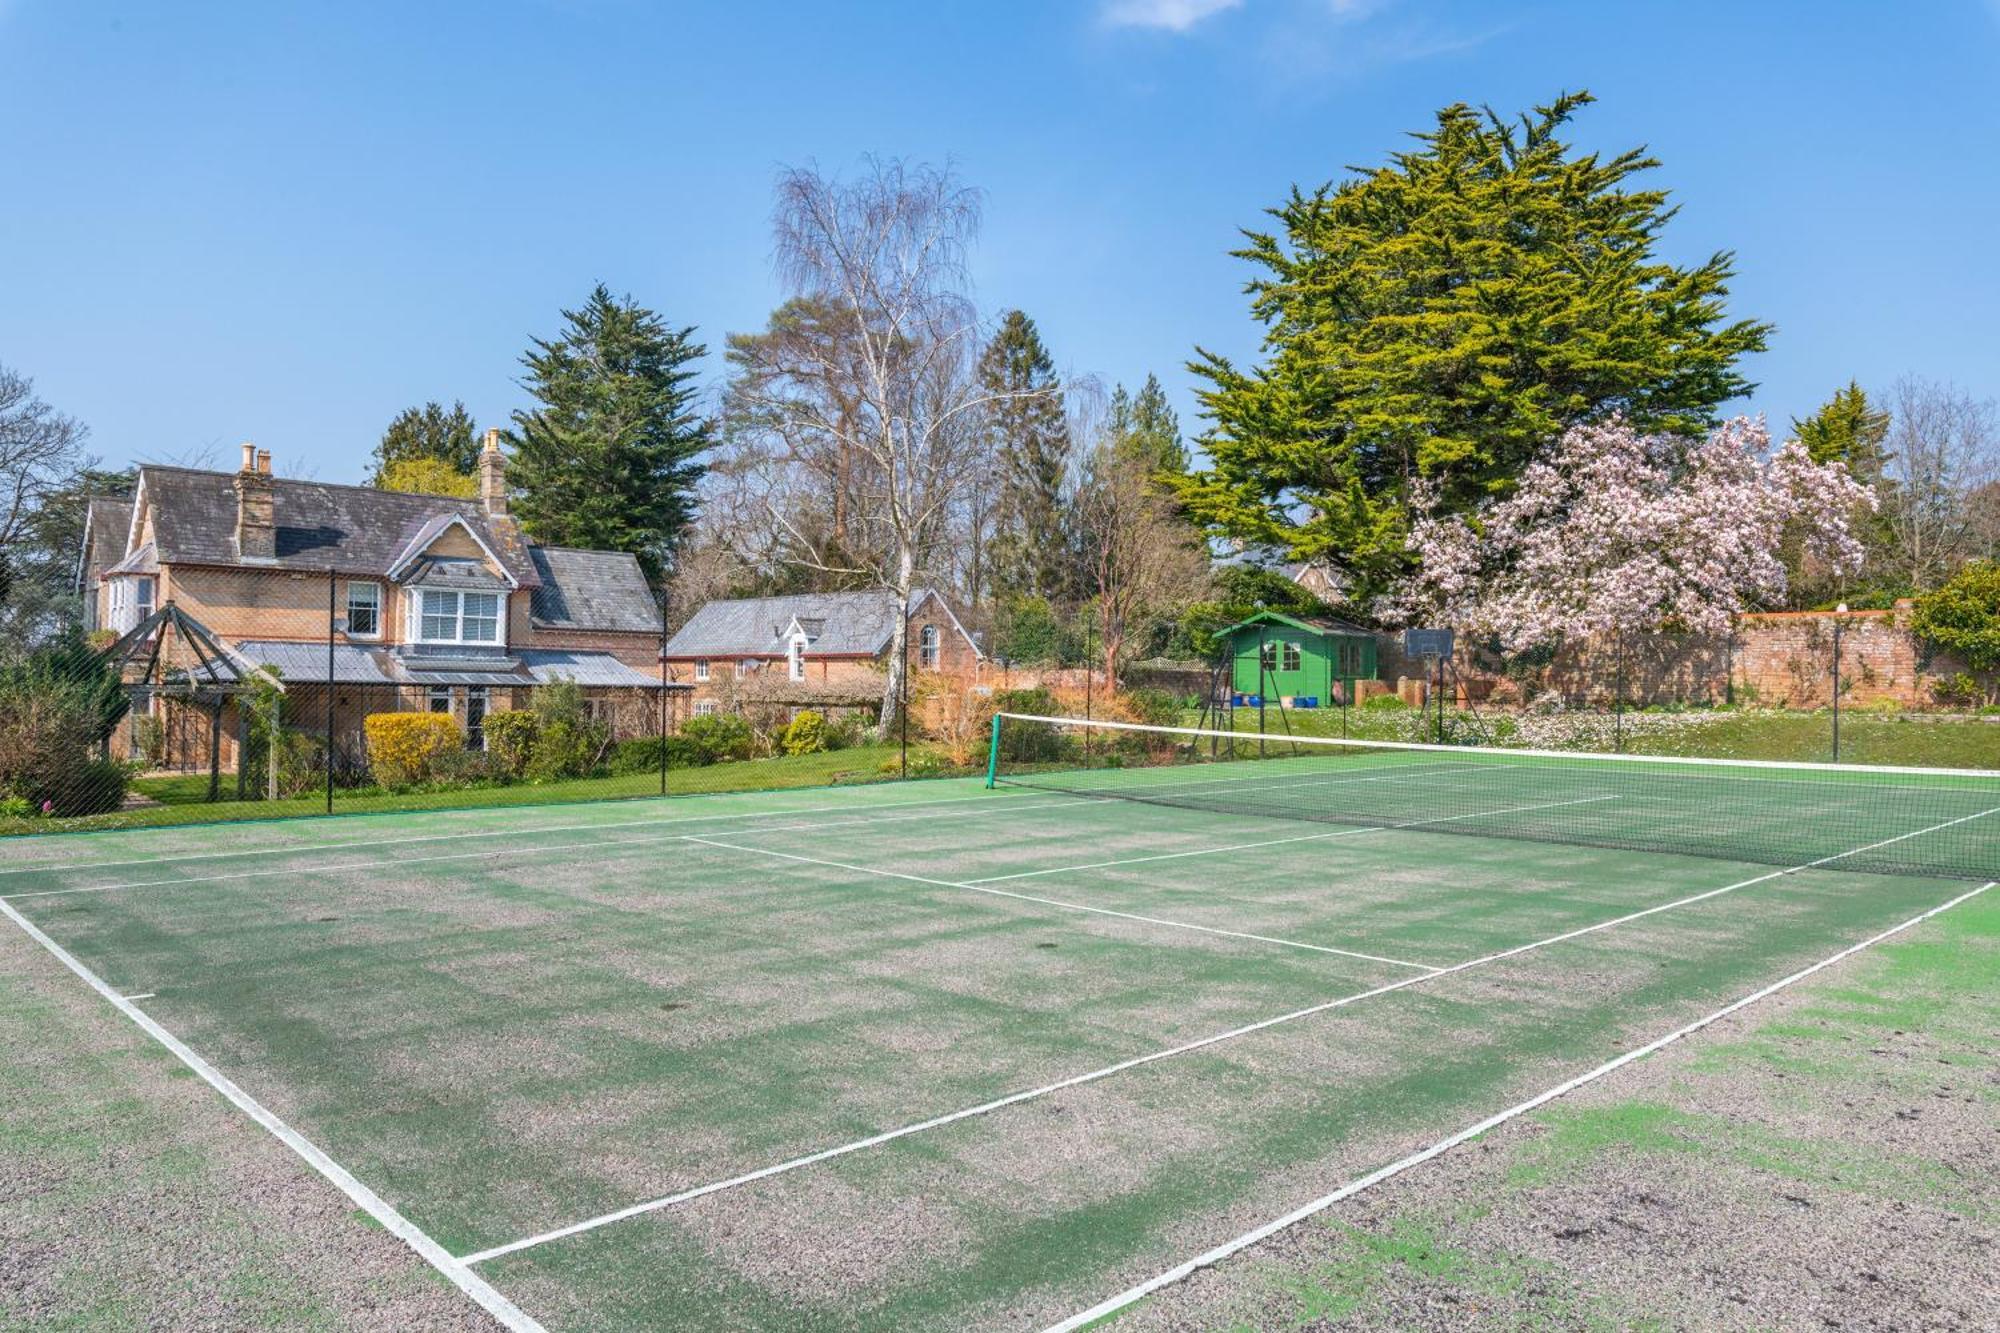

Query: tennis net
<box><xmin>986</xmin><ymin>713</ymin><xmax>2000</xmax><ymax>881</ymax></box>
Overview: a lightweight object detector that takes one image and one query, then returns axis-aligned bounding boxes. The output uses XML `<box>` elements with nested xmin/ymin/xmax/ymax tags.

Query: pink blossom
<box><xmin>1396</xmin><ymin>416</ymin><xmax>1875</xmax><ymax>651</ymax></box>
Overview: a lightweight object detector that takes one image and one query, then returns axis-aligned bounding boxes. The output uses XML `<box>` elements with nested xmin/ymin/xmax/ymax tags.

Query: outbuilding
<box><xmin>1219</xmin><ymin>610</ymin><xmax>1377</xmax><ymax>707</ymax></box>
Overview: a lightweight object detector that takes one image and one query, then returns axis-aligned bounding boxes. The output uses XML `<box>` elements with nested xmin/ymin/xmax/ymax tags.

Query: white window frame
<box><xmin>411</xmin><ymin>588</ymin><xmax>503</xmax><ymax>647</ymax></box>
<box><xmin>736</xmin><ymin>659</ymin><xmax>755</xmax><ymax>679</ymax></box>
<box><xmin>465</xmin><ymin>685</ymin><xmax>489</xmax><ymax>750</ymax></box>
<box><xmin>345</xmin><ymin>580</ymin><xmax>382</xmax><ymax>640</ymax></box>
<box><xmin>1259</xmin><ymin>640</ymin><xmax>1278</xmax><ymax>672</ymax></box>
<box><xmin>788</xmin><ymin>633</ymin><xmax>806</xmax><ymax>682</ymax></box>
<box><xmin>1282</xmin><ymin>641</ymin><xmax>1302</xmax><ymax>673</ymax></box>
<box><xmin>133</xmin><ymin>576</ymin><xmax>155</xmax><ymax>625</ymax></box>
<box><xmin>693</xmin><ymin>699</ymin><xmax>718</xmax><ymax>717</ymax></box>
<box><xmin>428</xmin><ymin>686</ymin><xmax>453</xmax><ymax>714</ymax></box>
<box><xmin>919</xmin><ymin>623</ymin><xmax>939</xmax><ymax>670</ymax></box>
<box><xmin>694</xmin><ymin>659</ymin><xmax>710</xmax><ymax>682</ymax></box>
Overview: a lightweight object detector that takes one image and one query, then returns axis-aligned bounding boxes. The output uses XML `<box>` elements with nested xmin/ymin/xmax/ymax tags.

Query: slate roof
<box><xmin>664</xmin><ymin>589</ymin><xmax>964</xmax><ymax>658</ymax></box>
<box><xmin>236</xmin><ymin>641</ymin><xmax>676</xmax><ymax>688</ymax></box>
<box><xmin>529</xmin><ymin>546</ymin><xmax>659</xmax><ymax>634</ymax></box>
<box><xmin>135</xmin><ymin>465</ymin><xmax>540</xmax><ymax>587</ymax></box>
<box><xmin>78</xmin><ymin>497</ymin><xmax>134</xmax><ymax>587</ymax></box>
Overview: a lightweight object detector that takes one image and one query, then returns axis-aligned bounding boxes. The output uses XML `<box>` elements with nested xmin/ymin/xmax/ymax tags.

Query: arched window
<box><xmin>919</xmin><ymin>624</ymin><xmax>940</xmax><ymax>670</ymax></box>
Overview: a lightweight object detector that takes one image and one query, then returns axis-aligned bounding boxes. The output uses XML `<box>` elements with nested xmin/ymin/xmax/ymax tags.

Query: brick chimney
<box><xmin>235</xmin><ymin>442</ymin><xmax>275</xmax><ymax>560</ymax></box>
<box><xmin>479</xmin><ymin>428</ymin><xmax>508</xmax><ymax>516</ymax></box>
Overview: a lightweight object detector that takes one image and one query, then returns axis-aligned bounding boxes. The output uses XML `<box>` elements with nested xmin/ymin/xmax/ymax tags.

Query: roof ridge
<box><xmin>139</xmin><ymin>462</ymin><xmax>486</xmax><ymax>506</ymax></box>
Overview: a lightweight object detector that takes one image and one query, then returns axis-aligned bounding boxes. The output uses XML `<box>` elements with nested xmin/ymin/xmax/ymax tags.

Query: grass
<box><xmin>0</xmin><ymin>741</ymin><xmax>970</xmax><ymax>838</ymax></box>
<box><xmin>1186</xmin><ymin>702</ymin><xmax>2000</xmax><ymax>768</ymax></box>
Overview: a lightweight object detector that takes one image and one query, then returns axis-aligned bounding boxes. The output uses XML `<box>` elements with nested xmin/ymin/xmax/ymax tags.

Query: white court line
<box><xmin>961</xmin><ymin>794</ymin><xmax>1617</xmax><ymax>885</ymax></box>
<box><xmin>0</xmin><ymin>896</ymin><xmax>545</xmax><ymax>1332</ymax></box>
<box><xmin>0</xmin><ymin>796</ymin><xmax>1085</xmax><ymax>903</ymax></box>
<box><xmin>1043</xmin><ymin>878</ymin><xmax>1997</xmax><ymax>1333</ymax></box>
<box><xmin>122</xmin><ymin>992</ymin><xmax>155</xmax><ymax>1001</ymax></box>
<box><xmin>461</xmin><ymin>790</ymin><xmax>1966</xmax><ymax>1268</ymax></box>
<box><xmin>0</xmin><ymin>786</ymin><xmax>1054</xmax><ymax>879</ymax></box>
<box><xmin>684</xmin><ymin>835</ymin><xmax>1440</xmax><ymax>971</ymax></box>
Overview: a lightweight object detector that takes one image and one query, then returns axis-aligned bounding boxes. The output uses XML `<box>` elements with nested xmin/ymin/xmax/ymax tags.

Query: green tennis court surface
<box><xmin>2</xmin><ymin>740</ymin><xmax>1994</xmax><ymax>1331</ymax></box>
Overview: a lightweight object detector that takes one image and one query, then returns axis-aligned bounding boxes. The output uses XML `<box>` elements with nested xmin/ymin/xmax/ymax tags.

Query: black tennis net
<box><xmin>986</xmin><ymin>713</ymin><xmax>2000</xmax><ymax>882</ymax></box>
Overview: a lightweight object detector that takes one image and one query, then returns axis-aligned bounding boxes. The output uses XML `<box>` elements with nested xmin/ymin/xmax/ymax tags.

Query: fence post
<box><xmin>1831</xmin><ymin>604</ymin><xmax>1846</xmax><ymax>763</ymax></box>
<box><xmin>325</xmin><ymin>567</ymin><xmax>336</xmax><ymax>814</ymax></box>
<box><xmin>899</xmin><ymin>597</ymin><xmax>909</xmax><ymax>780</ymax></box>
<box><xmin>1084</xmin><ymin>615</ymin><xmax>1095</xmax><ymax>769</ymax></box>
<box><xmin>658</xmin><ymin>589</ymin><xmax>670</xmax><ymax>797</ymax></box>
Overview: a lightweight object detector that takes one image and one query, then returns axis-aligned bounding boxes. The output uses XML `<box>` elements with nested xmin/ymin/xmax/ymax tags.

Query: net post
<box><xmin>985</xmin><ymin>711</ymin><xmax>1002</xmax><ymax>788</ymax></box>
<box><xmin>325</xmin><ymin>566</ymin><xmax>336</xmax><ymax>815</ymax></box>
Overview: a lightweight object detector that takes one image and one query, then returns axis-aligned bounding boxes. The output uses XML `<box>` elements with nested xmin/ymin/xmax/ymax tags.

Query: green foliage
<box><xmin>1360</xmin><ymin>693</ymin><xmax>1410</xmax><ymax>711</ymax></box>
<box><xmin>1911</xmin><ymin>561</ymin><xmax>2000</xmax><ymax>671</ymax></box>
<box><xmin>1121</xmin><ymin>686</ymin><xmax>1181</xmax><ymax>728</ymax></box>
<box><xmin>1104</xmin><ymin>374</ymin><xmax>1187</xmax><ymax>477</ymax></box>
<box><xmin>609</xmin><ymin>733</ymin><xmax>708</xmax><ymax>774</ymax></box>
<box><xmin>981</xmin><ymin>310</ymin><xmax>1074</xmax><ymax>602</ymax></box>
<box><xmin>1792</xmin><ymin>381</ymin><xmax>1891</xmax><ymax>477</ymax></box>
<box><xmin>481</xmin><ymin>708</ymin><xmax>538</xmax><ymax>778</ymax></box>
<box><xmin>994</xmin><ymin>595</ymin><xmax>1064</xmax><ymax>664</ymax></box>
<box><xmin>369</xmin><ymin>400</ymin><xmax>480</xmax><ymax>482</ymax></box>
<box><xmin>376</xmin><ymin>457</ymin><xmax>477</xmax><ymax>498</ymax></box>
<box><xmin>131</xmin><ymin>714</ymin><xmax>165</xmax><ymax>768</ymax></box>
<box><xmin>992</xmin><ymin>688</ymin><xmax>1069</xmax><ymax>762</ymax></box>
<box><xmin>507</xmin><ymin>285</ymin><xmax>712</xmax><ymax>583</ymax></box>
<box><xmin>526</xmin><ymin>679</ymin><xmax>610</xmax><ymax>781</ymax></box>
<box><xmin>779</xmin><ymin>709</ymin><xmax>829</xmax><ymax>756</ymax></box>
<box><xmin>1175</xmin><ymin>567</ymin><xmax>1336</xmax><ymax>660</ymax></box>
<box><xmin>0</xmin><ymin>632</ymin><xmax>130</xmax><ymax>814</ymax></box>
<box><xmin>679</xmin><ymin>712</ymin><xmax>757</xmax><ymax>763</ymax></box>
<box><xmin>1179</xmin><ymin>93</ymin><xmax>1771</xmax><ymax>598</ymax></box>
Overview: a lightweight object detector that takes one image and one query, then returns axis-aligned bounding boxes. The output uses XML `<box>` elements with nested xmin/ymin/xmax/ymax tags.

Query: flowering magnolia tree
<box><xmin>1395</xmin><ymin>416</ymin><xmax>1874</xmax><ymax>651</ymax></box>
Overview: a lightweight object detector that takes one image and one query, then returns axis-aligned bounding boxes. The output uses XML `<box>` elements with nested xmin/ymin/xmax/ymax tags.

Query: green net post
<box><xmin>985</xmin><ymin>711</ymin><xmax>1003</xmax><ymax>788</ymax></box>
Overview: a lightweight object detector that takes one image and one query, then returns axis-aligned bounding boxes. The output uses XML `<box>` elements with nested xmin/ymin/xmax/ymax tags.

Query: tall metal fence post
<box><xmin>1832</xmin><ymin>603</ymin><xmax>1846</xmax><ymax>763</ymax></box>
<box><xmin>325</xmin><ymin>567</ymin><xmax>336</xmax><ymax>814</ymax></box>
<box><xmin>1613</xmin><ymin>637</ymin><xmax>1626</xmax><ymax>754</ymax></box>
<box><xmin>658</xmin><ymin>589</ymin><xmax>670</xmax><ymax>797</ymax></box>
<box><xmin>1084</xmin><ymin>615</ymin><xmax>1095</xmax><ymax>768</ymax></box>
<box><xmin>898</xmin><ymin>598</ymin><xmax>909</xmax><ymax>780</ymax></box>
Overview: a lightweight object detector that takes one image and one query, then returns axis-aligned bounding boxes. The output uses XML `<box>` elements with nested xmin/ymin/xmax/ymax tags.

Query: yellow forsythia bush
<box><xmin>364</xmin><ymin>711</ymin><xmax>461</xmax><ymax>788</ymax></box>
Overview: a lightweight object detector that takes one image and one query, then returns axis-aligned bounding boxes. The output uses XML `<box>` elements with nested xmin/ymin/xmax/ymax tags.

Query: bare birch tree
<box><xmin>730</xmin><ymin>160</ymin><xmax>1052</xmax><ymax>733</ymax></box>
<box><xmin>1882</xmin><ymin>377</ymin><xmax>1999</xmax><ymax>592</ymax></box>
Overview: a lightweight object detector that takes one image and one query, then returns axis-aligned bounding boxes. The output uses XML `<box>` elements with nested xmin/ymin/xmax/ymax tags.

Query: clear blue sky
<box><xmin>4</xmin><ymin>0</ymin><xmax>1997</xmax><ymax>484</ymax></box>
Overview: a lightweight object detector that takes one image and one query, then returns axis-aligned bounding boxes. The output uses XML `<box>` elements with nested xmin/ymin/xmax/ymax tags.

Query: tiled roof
<box><xmin>136</xmin><ymin>465</ymin><xmax>540</xmax><ymax>586</ymax></box>
<box><xmin>79</xmin><ymin>497</ymin><xmax>134</xmax><ymax>586</ymax></box>
<box><xmin>236</xmin><ymin>640</ymin><xmax>675</xmax><ymax>688</ymax></box>
<box><xmin>529</xmin><ymin>546</ymin><xmax>658</xmax><ymax>634</ymax></box>
<box><xmin>664</xmin><ymin>589</ymin><xmax>952</xmax><ymax>658</ymax></box>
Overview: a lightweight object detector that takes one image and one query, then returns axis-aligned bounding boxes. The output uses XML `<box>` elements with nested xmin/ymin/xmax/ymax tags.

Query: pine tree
<box><xmin>1179</xmin><ymin>92</ymin><xmax>1772</xmax><ymax>600</ymax></box>
<box><xmin>368</xmin><ymin>401</ymin><xmax>480</xmax><ymax>484</ymax></box>
<box><xmin>980</xmin><ymin>310</ymin><xmax>1072</xmax><ymax>602</ymax></box>
<box><xmin>506</xmin><ymin>285</ymin><xmax>711</xmax><ymax>583</ymax></box>
<box><xmin>1105</xmin><ymin>373</ymin><xmax>1188</xmax><ymax>476</ymax></box>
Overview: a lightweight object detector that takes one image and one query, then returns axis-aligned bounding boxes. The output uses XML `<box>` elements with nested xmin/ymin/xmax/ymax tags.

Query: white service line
<box><xmin>0</xmin><ymin>896</ymin><xmax>546</xmax><ymax>1333</ymax></box>
<box><xmin>0</xmin><ymin>786</ymin><xmax>1054</xmax><ymax>879</ymax></box>
<box><xmin>0</xmin><ymin>795</ymin><xmax>1084</xmax><ymax>903</ymax></box>
<box><xmin>683</xmin><ymin>835</ymin><xmax>1445</xmax><ymax>971</ymax></box>
<box><xmin>1043</xmin><ymin>878</ymin><xmax>1997</xmax><ymax>1333</ymax></box>
<box><xmin>462</xmin><ymin>797</ymin><xmax>1914</xmax><ymax>1268</ymax></box>
<box><xmin>961</xmin><ymin>793</ymin><xmax>1618</xmax><ymax>885</ymax></box>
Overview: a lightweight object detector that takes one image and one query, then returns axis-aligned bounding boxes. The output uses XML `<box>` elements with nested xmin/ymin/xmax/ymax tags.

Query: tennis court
<box><xmin>2</xmin><ymin>715</ymin><xmax>1994</xmax><ymax>1331</ymax></box>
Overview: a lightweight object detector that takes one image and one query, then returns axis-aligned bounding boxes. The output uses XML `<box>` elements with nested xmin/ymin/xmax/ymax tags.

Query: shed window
<box><xmin>1282</xmin><ymin>641</ymin><xmax>1302</xmax><ymax>673</ymax></box>
<box><xmin>1259</xmin><ymin>641</ymin><xmax>1277</xmax><ymax>672</ymax></box>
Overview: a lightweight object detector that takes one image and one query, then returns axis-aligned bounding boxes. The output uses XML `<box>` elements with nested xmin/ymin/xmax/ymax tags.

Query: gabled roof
<box><xmin>529</xmin><ymin>546</ymin><xmax>658</xmax><ymax>634</ymax></box>
<box><xmin>77</xmin><ymin>496</ymin><xmax>135</xmax><ymax>588</ymax></box>
<box><xmin>385</xmin><ymin>514</ymin><xmax>519</xmax><ymax>588</ymax></box>
<box><xmin>664</xmin><ymin>589</ymin><xmax>975</xmax><ymax>659</ymax></box>
<box><xmin>132</xmin><ymin>465</ymin><xmax>540</xmax><ymax>586</ymax></box>
<box><xmin>1216</xmin><ymin>609</ymin><xmax>1374</xmax><ymax>639</ymax></box>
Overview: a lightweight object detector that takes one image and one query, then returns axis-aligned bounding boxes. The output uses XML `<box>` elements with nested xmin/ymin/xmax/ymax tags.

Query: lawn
<box><xmin>0</xmin><ymin>741</ymin><xmax>972</xmax><ymax>839</ymax></box>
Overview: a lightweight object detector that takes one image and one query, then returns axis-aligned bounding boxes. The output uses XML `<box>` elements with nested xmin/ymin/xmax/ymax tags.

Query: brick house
<box><xmin>662</xmin><ymin>589</ymin><xmax>983</xmax><ymax>722</ymax></box>
<box><xmin>79</xmin><ymin>434</ymin><xmax>681</xmax><ymax>770</ymax></box>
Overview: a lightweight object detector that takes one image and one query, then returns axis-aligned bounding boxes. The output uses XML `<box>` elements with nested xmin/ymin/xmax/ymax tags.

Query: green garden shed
<box><xmin>1220</xmin><ymin>610</ymin><xmax>1377</xmax><ymax>707</ymax></box>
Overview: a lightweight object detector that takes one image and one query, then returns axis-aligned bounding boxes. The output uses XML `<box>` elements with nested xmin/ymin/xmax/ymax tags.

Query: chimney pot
<box><xmin>479</xmin><ymin>431</ymin><xmax>509</xmax><ymax>516</ymax></box>
<box><xmin>256</xmin><ymin>449</ymin><xmax>272</xmax><ymax>475</ymax></box>
<box><xmin>484</xmin><ymin>428</ymin><xmax>501</xmax><ymax>455</ymax></box>
<box><xmin>235</xmin><ymin>451</ymin><xmax>276</xmax><ymax>560</ymax></box>
<box><xmin>240</xmin><ymin>443</ymin><xmax>257</xmax><ymax>472</ymax></box>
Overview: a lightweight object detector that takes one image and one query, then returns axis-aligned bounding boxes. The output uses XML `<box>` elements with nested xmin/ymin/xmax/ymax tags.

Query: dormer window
<box><xmin>415</xmin><ymin>589</ymin><xmax>501</xmax><ymax>646</ymax></box>
<box><xmin>788</xmin><ymin>631</ymin><xmax>807</xmax><ymax>681</ymax></box>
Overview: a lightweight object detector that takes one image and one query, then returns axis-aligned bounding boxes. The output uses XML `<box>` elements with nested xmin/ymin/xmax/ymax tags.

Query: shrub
<box><xmin>483</xmin><ymin>708</ymin><xmax>538</xmax><ymax>778</ymax></box>
<box><xmin>610</xmin><ymin>734</ymin><xmax>708</xmax><ymax>774</ymax></box>
<box><xmin>526</xmin><ymin>679</ymin><xmax>609</xmax><ymax>780</ymax></box>
<box><xmin>23</xmin><ymin>758</ymin><xmax>129</xmax><ymax>817</ymax></box>
<box><xmin>364</xmin><ymin>712</ymin><xmax>461</xmax><ymax>788</ymax></box>
<box><xmin>1911</xmin><ymin>561</ymin><xmax>2000</xmax><ymax>672</ymax></box>
<box><xmin>0</xmin><ymin>634</ymin><xmax>130</xmax><ymax>812</ymax></box>
<box><xmin>1360</xmin><ymin>693</ymin><xmax>1410</xmax><ymax>712</ymax></box>
<box><xmin>991</xmin><ymin>687</ymin><xmax>1069</xmax><ymax>762</ymax></box>
<box><xmin>1121</xmin><ymin>686</ymin><xmax>1180</xmax><ymax>728</ymax></box>
<box><xmin>680</xmin><ymin>712</ymin><xmax>756</xmax><ymax>763</ymax></box>
<box><xmin>131</xmin><ymin>714</ymin><xmax>166</xmax><ymax>768</ymax></box>
<box><xmin>780</xmin><ymin>710</ymin><xmax>829</xmax><ymax>756</ymax></box>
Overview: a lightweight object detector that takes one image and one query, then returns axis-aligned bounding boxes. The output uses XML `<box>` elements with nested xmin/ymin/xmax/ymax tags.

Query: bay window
<box><xmin>414</xmin><ymin>589</ymin><xmax>501</xmax><ymax>646</ymax></box>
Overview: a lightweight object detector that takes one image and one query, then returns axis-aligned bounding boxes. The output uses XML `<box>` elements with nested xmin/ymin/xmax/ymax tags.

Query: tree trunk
<box><xmin>878</xmin><ymin>549</ymin><xmax>914</xmax><ymax>736</ymax></box>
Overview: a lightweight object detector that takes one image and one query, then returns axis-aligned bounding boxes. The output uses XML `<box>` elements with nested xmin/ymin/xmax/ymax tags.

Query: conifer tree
<box><xmin>368</xmin><ymin>401</ymin><xmax>479</xmax><ymax>484</ymax></box>
<box><xmin>506</xmin><ymin>285</ymin><xmax>711</xmax><ymax>583</ymax></box>
<box><xmin>980</xmin><ymin>310</ymin><xmax>1072</xmax><ymax>601</ymax></box>
<box><xmin>1105</xmin><ymin>373</ymin><xmax>1188</xmax><ymax>476</ymax></box>
<box><xmin>1179</xmin><ymin>92</ymin><xmax>1772</xmax><ymax>599</ymax></box>
<box><xmin>1793</xmin><ymin>380</ymin><xmax>1891</xmax><ymax>481</ymax></box>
